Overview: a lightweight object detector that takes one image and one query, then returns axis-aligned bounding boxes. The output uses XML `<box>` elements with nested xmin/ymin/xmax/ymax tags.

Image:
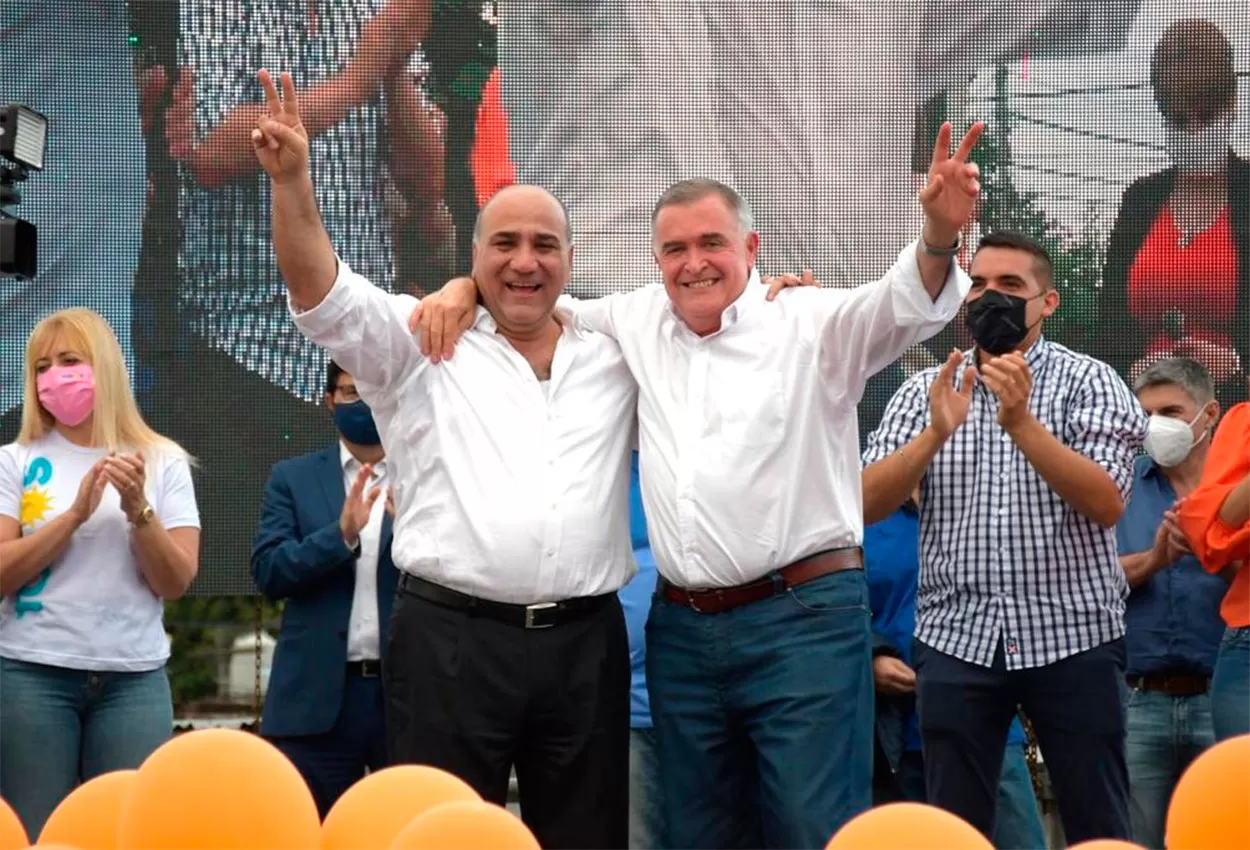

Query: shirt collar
<box><xmin>339</xmin><ymin>442</ymin><xmax>385</xmax><ymax>478</ymax></box>
<box><xmin>473</xmin><ymin>305</ymin><xmax>585</xmax><ymax>341</ymax></box>
<box><xmin>966</xmin><ymin>335</ymin><xmax>1050</xmax><ymax>368</ymax></box>
<box><xmin>665</xmin><ymin>267</ymin><xmax>763</xmax><ymax>334</ymax></box>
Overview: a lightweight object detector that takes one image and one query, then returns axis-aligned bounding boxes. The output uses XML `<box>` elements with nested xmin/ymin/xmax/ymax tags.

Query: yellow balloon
<box><xmin>389</xmin><ymin>801</ymin><xmax>539</xmax><ymax>850</ymax></box>
<box><xmin>826</xmin><ymin>803</ymin><xmax>992</xmax><ymax>850</ymax></box>
<box><xmin>0</xmin><ymin>798</ymin><xmax>28</xmax><ymax>850</ymax></box>
<box><xmin>1167</xmin><ymin>733</ymin><xmax>1250</xmax><ymax>850</ymax></box>
<box><xmin>117</xmin><ymin>729</ymin><xmax>320</xmax><ymax>850</ymax></box>
<box><xmin>321</xmin><ymin>765</ymin><xmax>480</xmax><ymax>850</ymax></box>
<box><xmin>39</xmin><ymin>770</ymin><xmax>135</xmax><ymax>850</ymax></box>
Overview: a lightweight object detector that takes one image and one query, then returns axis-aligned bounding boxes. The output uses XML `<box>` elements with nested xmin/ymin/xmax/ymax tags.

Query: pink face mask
<box><xmin>37</xmin><ymin>364</ymin><xmax>96</xmax><ymax>427</ymax></box>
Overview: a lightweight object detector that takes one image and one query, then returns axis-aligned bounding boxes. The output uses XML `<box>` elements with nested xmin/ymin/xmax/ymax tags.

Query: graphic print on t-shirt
<box><xmin>16</xmin><ymin>456</ymin><xmax>55</xmax><ymax>617</ymax></box>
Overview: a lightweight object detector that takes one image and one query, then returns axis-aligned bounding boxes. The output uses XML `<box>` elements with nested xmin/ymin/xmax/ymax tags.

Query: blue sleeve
<box><xmin>250</xmin><ymin>462</ymin><xmax>355</xmax><ymax>600</ymax></box>
<box><xmin>628</xmin><ymin>451</ymin><xmax>649</xmax><ymax>550</ymax></box>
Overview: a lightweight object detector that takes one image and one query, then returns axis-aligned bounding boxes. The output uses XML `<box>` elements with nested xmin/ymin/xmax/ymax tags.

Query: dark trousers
<box><xmin>914</xmin><ymin>638</ymin><xmax>1131</xmax><ymax>845</ymax></box>
<box><xmin>268</xmin><ymin>671</ymin><xmax>387</xmax><ymax>818</ymax></box>
<box><xmin>385</xmin><ymin>586</ymin><xmax>631</xmax><ymax>849</ymax></box>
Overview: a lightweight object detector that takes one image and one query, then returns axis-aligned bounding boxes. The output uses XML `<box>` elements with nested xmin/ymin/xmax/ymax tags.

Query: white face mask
<box><xmin>1143</xmin><ymin>410</ymin><xmax>1208</xmax><ymax>468</ymax></box>
<box><xmin>1166</xmin><ymin>114</ymin><xmax>1233</xmax><ymax>175</ymax></box>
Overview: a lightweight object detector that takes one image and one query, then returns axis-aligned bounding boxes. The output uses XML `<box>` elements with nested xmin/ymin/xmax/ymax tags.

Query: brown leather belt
<box><xmin>660</xmin><ymin>548</ymin><xmax>863</xmax><ymax>615</ymax></box>
<box><xmin>1127</xmin><ymin>672</ymin><xmax>1210</xmax><ymax>697</ymax></box>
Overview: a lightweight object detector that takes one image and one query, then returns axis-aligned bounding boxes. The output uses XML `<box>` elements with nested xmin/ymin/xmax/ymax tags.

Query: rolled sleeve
<box><xmin>289</xmin><ymin>258</ymin><xmax>423</xmax><ymax>401</ymax></box>
<box><xmin>816</xmin><ymin>242</ymin><xmax>970</xmax><ymax>390</ymax></box>
<box><xmin>1064</xmin><ymin>360</ymin><xmax>1147</xmax><ymax>501</ymax></box>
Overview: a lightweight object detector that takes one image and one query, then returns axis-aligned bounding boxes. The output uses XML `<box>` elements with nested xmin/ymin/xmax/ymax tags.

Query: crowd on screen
<box><xmin>1</xmin><ymin>6</ymin><xmax>1249</xmax><ymax>850</ymax></box>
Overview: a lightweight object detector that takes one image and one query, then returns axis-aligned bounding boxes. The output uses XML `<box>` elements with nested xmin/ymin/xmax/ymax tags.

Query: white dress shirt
<box><xmin>569</xmin><ymin>242</ymin><xmax>970</xmax><ymax>589</ymax></box>
<box><xmin>292</xmin><ymin>261</ymin><xmax>639</xmax><ymax>604</ymax></box>
<box><xmin>341</xmin><ymin>444</ymin><xmax>387</xmax><ymax>662</ymax></box>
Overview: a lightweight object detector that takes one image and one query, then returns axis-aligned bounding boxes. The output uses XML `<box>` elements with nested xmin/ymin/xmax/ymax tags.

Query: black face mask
<box><xmin>965</xmin><ymin>290</ymin><xmax>1040</xmax><ymax>355</ymax></box>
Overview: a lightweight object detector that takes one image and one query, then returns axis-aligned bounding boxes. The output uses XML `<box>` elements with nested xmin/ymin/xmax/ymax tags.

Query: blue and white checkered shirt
<box><xmin>178</xmin><ymin>0</ymin><xmax>396</xmax><ymax>402</ymax></box>
<box><xmin>863</xmin><ymin>337</ymin><xmax>1148</xmax><ymax>670</ymax></box>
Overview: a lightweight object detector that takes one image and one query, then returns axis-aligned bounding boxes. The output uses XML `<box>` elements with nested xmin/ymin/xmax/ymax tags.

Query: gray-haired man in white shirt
<box><xmin>414</xmin><ymin>122</ymin><xmax>985</xmax><ymax>848</ymax></box>
<box><xmin>250</xmin><ymin>69</ymin><xmax>639</xmax><ymax>849</ymax></box>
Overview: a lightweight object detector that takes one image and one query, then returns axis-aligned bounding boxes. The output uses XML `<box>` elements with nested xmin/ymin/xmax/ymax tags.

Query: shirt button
<box><xmin>546</xmin><ymin>550</ymin><xmax>555</xmax><ymax>558</ymax></box>
<box><xmin>998</xmin><ymin>508</ymin><xmax>1007</xmax><ymax>517</ymax></box>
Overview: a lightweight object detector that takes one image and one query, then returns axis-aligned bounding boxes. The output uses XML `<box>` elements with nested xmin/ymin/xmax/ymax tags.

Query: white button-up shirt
<box><xmin>341</xmin><ymin>444</ymin><xmax>386</xmax><ymax>661</ymax></box>
<box><xmin>292</xmin><ymin>261</ymin><xmax>639</xmax><ymax>604</ymax></box>
<box><xmin>569</xmin><ymin>242</ymin><xmax>970</xmax><ymax>589</ymax></box>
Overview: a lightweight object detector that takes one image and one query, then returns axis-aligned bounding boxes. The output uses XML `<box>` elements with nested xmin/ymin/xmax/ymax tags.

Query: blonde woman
<box><xmin>0</xmin><ymin>309</ymin><xmax>200</xmax><ymax>838</ymax></box>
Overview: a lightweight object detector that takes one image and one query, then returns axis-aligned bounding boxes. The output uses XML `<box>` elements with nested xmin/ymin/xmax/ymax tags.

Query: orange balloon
<box><xmin>389</xmin><ymin>801</ymin><xmax>539</xmax><ymax>850</ymax></box>
<box><xmin>116</xmin><ymin>728</ymin><xmax>319</xmax><ymax>850</ymax></box>
<box><xmin>38</xmin><ymin>770</ymin><xmax>135</xmax><ymax>850</ymax></box>
<box><xmin>1068</xmin><ymin>842</ymin><xmax>1146</xmax><ymax>849</ymax></box>
<box><xmin>0</xmin><ymin>798</ymin><xmax>27</xmax><ymax>850</ymax></box>
<box><xmin>321</xmin><ymin>765</ymin><xmax>480</xmax><ymax>850</ymax></box>
<box><xmin>1167</xmin><ymin>733</ymin><xmax>1250</xmax><ymax>850</ymax></box>
<box><xmin>826</xmin><ymin>803</ymin><xmax>992</xmax><ymax>850</ymax></box>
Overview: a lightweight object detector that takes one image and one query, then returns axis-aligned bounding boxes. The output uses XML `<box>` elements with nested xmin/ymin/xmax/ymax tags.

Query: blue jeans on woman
<box><xmin>0</xmin><ymin>657</ymin><xmax>173</xmax><ymax>838</ymax></box>
<box><xmin>1211</xmin><ymin>627</ymin><xmax>1250</xmax><ymax>741</ymax></box>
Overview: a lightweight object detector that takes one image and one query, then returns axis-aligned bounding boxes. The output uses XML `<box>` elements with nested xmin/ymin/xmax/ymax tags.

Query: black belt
<box><xmin>346</xmin><ymin>659</ymin><xmax>382</xmax><ymax>678</ymax></box>
<box><xmin>398</xmin><ymin>573</ymin><xmax>613</xmax><ymax>630</ymax></box>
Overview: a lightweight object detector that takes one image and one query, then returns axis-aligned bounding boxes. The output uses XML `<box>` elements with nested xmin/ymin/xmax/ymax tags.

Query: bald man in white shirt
<box><xmin>414</xmin><ymin>122</ymin><xmax>985</xmax><ymax>849</ymax></box>
<box><xmin>250</xmin><ymin>69</ymin><xmax>639</xmax><ymax>849</ymax></box>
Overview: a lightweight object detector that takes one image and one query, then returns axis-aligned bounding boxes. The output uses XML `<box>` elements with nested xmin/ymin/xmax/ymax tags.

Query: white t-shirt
<box><xmin>0</xmin><ymin>431</ymin><xmax>201</xmax><ymax>672</ymax></box>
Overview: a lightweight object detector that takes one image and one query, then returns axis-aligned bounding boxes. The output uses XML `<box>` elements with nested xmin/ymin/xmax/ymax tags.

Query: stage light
<box><xmin>1</xmin><ymin>103</ymin><xmax>48</xmax><ymax>172</ymax></box>
<box><xmin>1</xmin><ymin>103</ymin><xmax>47</xmax><ymax>279</ymax></box>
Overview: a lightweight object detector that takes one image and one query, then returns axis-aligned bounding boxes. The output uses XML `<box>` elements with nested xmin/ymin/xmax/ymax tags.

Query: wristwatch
<box><xmin>131</xmin><ymin>504</ymin><xmax>155</xmax><ymax>528</ymax></box>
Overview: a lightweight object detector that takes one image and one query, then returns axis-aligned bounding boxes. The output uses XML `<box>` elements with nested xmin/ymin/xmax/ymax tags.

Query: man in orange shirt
<box><xmin>1178</xmin><ymin>379</ymin><xmax>1250</xmax><ymax>741</ymax></box>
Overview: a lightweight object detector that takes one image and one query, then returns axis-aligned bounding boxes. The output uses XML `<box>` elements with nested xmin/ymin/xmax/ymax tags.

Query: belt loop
<box><xmin>770</xmin><ymin>571</ymin><xmax>786</xmax><ymax>594</ymax></box>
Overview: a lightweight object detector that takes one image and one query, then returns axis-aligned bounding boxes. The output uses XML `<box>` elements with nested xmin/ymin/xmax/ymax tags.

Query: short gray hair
<box><xmin>651</xmin><ymin>179</ymin><xmax>755</xmax><ymax>238</ymax></box>
<box><xmin>1133</xmin><ymin>356</ymin><xmax>1216</xmax><ymax>404</ymax></box>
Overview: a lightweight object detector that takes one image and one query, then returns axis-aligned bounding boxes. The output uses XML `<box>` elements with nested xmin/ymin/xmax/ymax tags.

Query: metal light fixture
<box><xmin>1</xmin><ymin>103</ymin><xmax>48</xmax><ymax>279</ymax></box>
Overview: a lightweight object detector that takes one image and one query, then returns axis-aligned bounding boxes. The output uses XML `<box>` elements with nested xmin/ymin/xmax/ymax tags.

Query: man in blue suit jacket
<box><xmin>252</xmin><ymin>361</ymin><xmax>399</xmax><ymax>816</ymax></box>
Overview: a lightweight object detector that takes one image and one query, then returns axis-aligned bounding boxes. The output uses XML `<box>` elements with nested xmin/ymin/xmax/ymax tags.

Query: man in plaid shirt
<box><xmin>862</xmin><ymin>231</ymin><xmax>1147</xmax><ymax>844</ymax></box>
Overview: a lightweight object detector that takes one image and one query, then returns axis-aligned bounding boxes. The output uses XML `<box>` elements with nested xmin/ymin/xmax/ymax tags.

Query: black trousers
<box><xmin>385</xmin><ymin>584</ymin><xmax>631</xmax><ymax>850</ymax></box>
<box><xmin>914</xmin><ymin>637</ymin><xmax>1131</xmax><ymax>845</ymax></box>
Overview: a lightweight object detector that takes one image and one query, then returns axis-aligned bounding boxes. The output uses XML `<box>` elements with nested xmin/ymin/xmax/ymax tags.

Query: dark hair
<box><xmin>651</xmin><ymin>179</ymin><xmax>755</xmax><ymax>236</ymax></box>
<box><xmin>1150</xmin><ymin>19</ymin><xmax>1236</xmax><ymax>127</ymax></box>
<box><xmin>974</xmin><ymin>231</ymin><xmax>1054</xmax><ymax>290</ymax></box>
<box><xmin>325</xmin><ymin>359</ymin><xmax>346</xmax><ymax>395</ymax></box>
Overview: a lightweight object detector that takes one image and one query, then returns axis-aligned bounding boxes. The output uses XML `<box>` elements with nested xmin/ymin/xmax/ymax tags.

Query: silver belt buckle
<box><xmin>525</xmin><ymin>602</ymin><xmax>559</xmax><ymax>629</ymax></box>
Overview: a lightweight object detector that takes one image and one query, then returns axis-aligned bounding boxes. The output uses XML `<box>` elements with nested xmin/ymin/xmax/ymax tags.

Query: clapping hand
<box><xmin>102</xmin><ymin>453</ymin><xmax>149</xmax><ymax>523</ymax></box>
<box><xmin>340</xmin><ymin>465</ymin><xmax>383</xmax><ymax>549</ymax></box>
<box><xmin>980</xmin><ymin>353</ymin><xmax>1033</xmax><ymax>430</ymax></box>
<box><xmin>929</xmin><ymin>349</ymin><xmax>977</xmax><ymax>439</ymax></box>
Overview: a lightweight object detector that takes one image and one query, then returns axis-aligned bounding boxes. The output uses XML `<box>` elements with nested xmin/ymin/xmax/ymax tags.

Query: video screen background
<box><xmin>1</xmin><ymin>0</ymin><xmax>1246</xmax><ymax>596</ymax></box>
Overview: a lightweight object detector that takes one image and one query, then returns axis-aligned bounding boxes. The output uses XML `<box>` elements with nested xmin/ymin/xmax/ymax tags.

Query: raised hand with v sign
<box><xmin>918</xmin><ymin>121</ymin><xmax>984</xmax><ymax>248</ymax></box>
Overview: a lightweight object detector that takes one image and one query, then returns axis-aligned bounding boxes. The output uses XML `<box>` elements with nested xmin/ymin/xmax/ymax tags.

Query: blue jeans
<box><xmin>884</xmin><ymin>746</ymin><xmax>1045</xmax><ymax>850</ymax></box>
<box><xmin>646</xmin><ymin>569</ymin><xmax>874</xmax><ymax>849</ymax></box>
<box><xmin>0</xmin><ymin>657</ymin><xmax>173</xmax><ymax>838</ymax></box>
<box><xmin>1124</xmin><ymin>687</ymin><xmax>1215</xmax><ymax>849</ymax></box>
<box><xmin>629</xmin><ymin>727</ymin><xmax>669</xmax><ymax>849</ymax></box>
<box><xmin>1211</xmin><ymin>627</ymin><xmax>1250</xmax><ymax>741</ymax></box>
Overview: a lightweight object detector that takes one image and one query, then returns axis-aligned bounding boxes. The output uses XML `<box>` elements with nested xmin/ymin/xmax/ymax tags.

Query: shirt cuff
<box><xmin>891</xmin><ymin>240</ymin><xmax>972</xmax><ymax>326</ymax></box>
